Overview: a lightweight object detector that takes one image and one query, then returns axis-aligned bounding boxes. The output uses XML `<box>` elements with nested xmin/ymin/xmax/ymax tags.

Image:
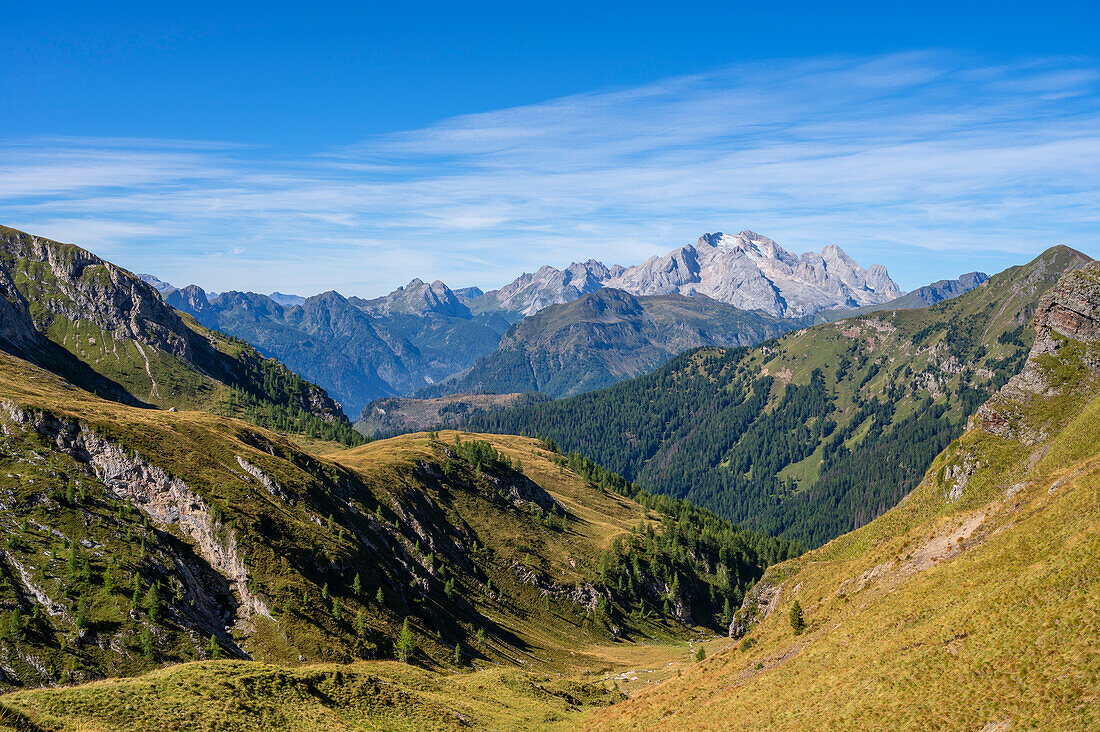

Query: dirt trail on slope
<box><xmin>904</xmin><ymin>511</ymin><xmax>986</xmax><ymax>573</ymax></box>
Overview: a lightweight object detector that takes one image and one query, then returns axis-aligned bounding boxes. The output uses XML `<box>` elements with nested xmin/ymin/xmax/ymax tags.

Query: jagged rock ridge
<box><xmin>355</xmin><ymin>278</ymin><xmax>471</xmax><ymax>318</ymax></box>
<box><xmin>605</xmin><ymin>231</ymin><xmax>902</xmax><ymax>318</ymax></box>
<box><xmin>463</xmin><ymin>231</ymin><xmax>900</xmax><ymax>320</ymax></box>
<box><xmin>470</xmin><ymin>260</ymin><xmax>617</xmax><ymax>320</ymax></box>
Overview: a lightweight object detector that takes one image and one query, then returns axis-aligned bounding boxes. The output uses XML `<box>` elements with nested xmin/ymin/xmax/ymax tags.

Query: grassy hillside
<box><xmin>0</xmin><ymin>225</ymin><xmax>363</xmax><ymax>445</ymax></box>
<box><xmin>468</xmin><ymin>246</ymin><xmax>1092</xmax><ymax>547</ymax></box>
<box><xmin>0</xmin><ymin>660</ymin><xmax>626</xmax><ymax>731</ymax></box>
<box><xmin>584</xmin><ymin>261</ymin><xmax>1100</xmax><ymax>731</ymax></box>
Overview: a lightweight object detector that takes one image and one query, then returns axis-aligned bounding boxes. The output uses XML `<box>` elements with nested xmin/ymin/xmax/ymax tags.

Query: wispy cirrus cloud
<box><xmin>2</xmin><ymin>51</ymin><xmax>1098</xmax><ymax>295</ymax></box>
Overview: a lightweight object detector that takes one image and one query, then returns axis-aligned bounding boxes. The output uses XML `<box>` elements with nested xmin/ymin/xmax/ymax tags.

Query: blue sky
<box><xmin>2</xmin><ymin>1</ymin><xmax>1098</xmax><ymax>296</ymax></box>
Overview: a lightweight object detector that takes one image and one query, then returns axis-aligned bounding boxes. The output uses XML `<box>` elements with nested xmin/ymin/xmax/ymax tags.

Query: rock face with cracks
<box><xmin>976</xmin><ymin>262</ymin><xmax>1100</xmax><ymax>440</ymax></box>
<box><xmin>6</xmin><ymin>401</ymin><xmax>270</xmax><ymax>623</ymax></box>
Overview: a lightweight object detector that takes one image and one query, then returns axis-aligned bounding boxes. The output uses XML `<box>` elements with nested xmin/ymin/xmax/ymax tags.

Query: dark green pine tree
<box><xmin>789</xmin><ymin>600</ymin><xmax>806</xmax><ymax>635</ymax></box>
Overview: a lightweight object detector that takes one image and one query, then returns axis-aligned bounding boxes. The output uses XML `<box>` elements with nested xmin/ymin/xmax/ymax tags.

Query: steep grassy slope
<box><xmin>419</xmin><ymin>289</ymin><xmax>807</xmax><ymax>399</ymax></box>
<box><xmin>0</xmin><ymin>225</ymin><xmax>362</xmax><ymax>445</ymax></box>
<box><xmin>469</xmin><ymin>246</ymin><xmax>1091</xmax><ymax>547</ymax></box>
<box><xmin>585</xmin><ymin>261</ymin><xmax>1100</xmax><ymax>731</ymax></box>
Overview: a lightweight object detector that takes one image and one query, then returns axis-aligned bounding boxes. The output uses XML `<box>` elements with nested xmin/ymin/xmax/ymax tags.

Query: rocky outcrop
<box><xmin>509</xmin><ymin>559</ymin><xmax>603</xmax><ymax>613</ymax></box>
<box><xmin>975</xmin><ymin>262</ymin><xmax>1100</xmax><ymax>440</ymax></box>
<box><xmin>6</xmin><ymin>403</ymin><xmax>270</xmax><ymax>622</ymax></box>
<box><xmin>0</xmin><ymin>226</ymin><xmax>202</xmax><ymax>364</ymax></box>
<box><xmin>729</xmin><ymin>567</ymin><xmax>785</xmax><ymax>639</ymax></box>
<box><xmin>236</xmin><ymin>456</ymin><xmax>290</xmax><ymax>502</ymax></box>
<box><xmin>1031</xmin><ymin>265</ymin><xmax>1100</xmax><ymax>349</ymax></box>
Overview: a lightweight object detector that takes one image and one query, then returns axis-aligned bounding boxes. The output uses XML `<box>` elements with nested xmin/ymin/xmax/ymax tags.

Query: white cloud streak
<box><xmin>2</xmin><ymin>52</ymin><xmax>1098</xmax><ymax>295</ymax></box>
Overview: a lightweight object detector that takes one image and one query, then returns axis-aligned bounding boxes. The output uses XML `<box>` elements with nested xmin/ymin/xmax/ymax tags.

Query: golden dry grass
<box><xmin>585</xmin><ymin>391</ymin><xmax>1100</xmax><ymax>731</ymax></box>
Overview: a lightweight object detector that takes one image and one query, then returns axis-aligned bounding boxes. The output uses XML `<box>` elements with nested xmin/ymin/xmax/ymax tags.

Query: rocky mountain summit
<box><xmin>355</xmin><ymin>278</ymin><xmax>471</xmax><ymax>317</ymax></box>
<box><xmin>460</xmin><ymin>231</ymin><xmax>901</xmax><ymax>320</ymax></box>
<box><xmin>468</xmin><ymin>259</ymin><xmax>618</xmax><ymax>320</ymax></box>
<box><xmin>605</xmin><ymin>231</ymin><xmax>902</xmax><ymax>318</ymax></box>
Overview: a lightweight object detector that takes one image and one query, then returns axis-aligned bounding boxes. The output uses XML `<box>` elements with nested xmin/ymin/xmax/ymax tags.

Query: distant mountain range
<box><xmin>817</xmin><ymin>271</ymin><xmax>989</xmax><ymax>322</ymax></box>
<box><xmin>140</xmin><ymin>231</ymin><xmax>991</xmax><ymax>419</ymax></box>
<box><xmin>459</xmin><ymin>231</ymin><xmax>903</xmax><ymax>320</ymax></box>
<box><xmin>148</xmin><ymin>282</ymin><xmax>509</xmax><ymax>418</ymax></box>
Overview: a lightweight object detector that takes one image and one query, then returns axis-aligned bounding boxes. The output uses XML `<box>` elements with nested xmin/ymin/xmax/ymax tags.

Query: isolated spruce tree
<box><xmin>352</xmin><ymin>573</ymin><xmax>361</xmax><ymax>597</ymax></box>
<box><xmin>141</xmin><ymin>627</ymin><xmax>155</xmax><ymax>660</ymax></box>
<box><xmin>8</xmin><ymin>608</ymin><xmax>23</xmax><ymax>643</ymax></box>
<box><xmin>207</xmin><ymin>634</ymin><xmax>221</xmax><ymax>660</ymax></box>
<box><xmin>790</xmin><ymin>600</ymin><xmax>806</xmax><ymax>635</ymax></box>
<box><xmin>396</xmin><ymin>618</ymin><xmax>416</xmax><ymax>663</ymax></box>
<box><xmin>67</xmin><ymin>543</ymin><xmax>80</xmax><ymax>582</ymax></box>
<box><xmin>356</xmin><ymin>609</ymin><xmax>367</xmax><ymax>637</ymax></box>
